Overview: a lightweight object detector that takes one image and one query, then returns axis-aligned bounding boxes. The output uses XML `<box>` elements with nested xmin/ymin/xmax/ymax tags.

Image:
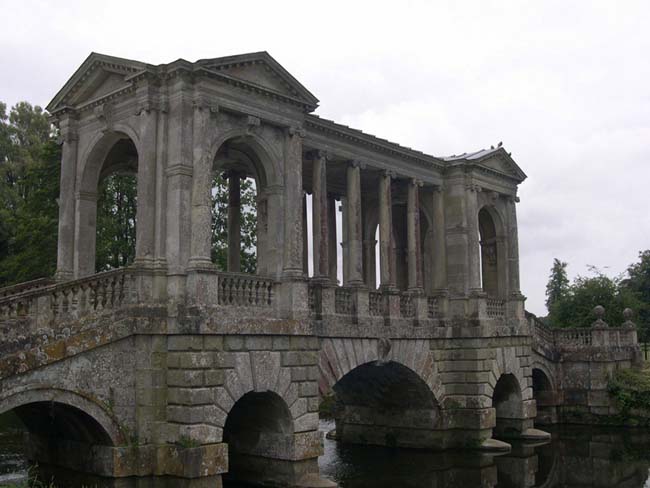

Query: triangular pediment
<box><xmin>196</xmin><ymin>52</ymin><xmax>319</xmax><ymax>111</ymax></box>
<box><xmin>476</xmin><ymin>150</ymin><xmax>527</xmax><ymax>182</ymax></box>
<box><xmin>47</xmin><ymin>53</ymin><xmax>145</xmax><ymax>113</ymax></box>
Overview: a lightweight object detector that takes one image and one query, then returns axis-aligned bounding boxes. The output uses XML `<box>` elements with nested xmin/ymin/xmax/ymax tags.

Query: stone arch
<box><xmin>206</xmin><ymin>127</ymin><xmax>281</xmax><ymax>189</ymax></box>
<box><xmin>478</xmin><ymin>205</ymin><xmax>506</xmax><ymax>298</ymax></box>
<box><xmin>531</xmin><ymin>363</ymin><xmax>559</xmax><ymax>425</ymax></box>
<box><xmin>213</xmin><ymin>351</ymin><xmax>312</xmax><ymax>436</ymax></box>
<box><xmin>319</xmin><ymin>338</ymin><xmax>442</xmax><ymax>402</ymax></box>
<box><xmin>78</xmin><ymin>125</ymin><xmax>141</xmax><ymax>194</ymax></box>
<box><xmin>74</xmin><ymin>128</ymin><xmax>140</xmax><ymax>277</ymax></box>
<box><xmin>319</xmin><ymin>338</ymin><xmax>443</xmax><ymax>449</ymax></box>
<box><xmin>0</xmin><ymin>387</ymin><xmax>124</xmax><ymax>446</ymax></box>
<box><xmin>199</xmin><ymin>128</ymin><xmax>283</xmax><ymax>275</ymax></box>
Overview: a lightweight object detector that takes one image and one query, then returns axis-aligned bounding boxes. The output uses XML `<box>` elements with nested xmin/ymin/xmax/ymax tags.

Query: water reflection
<box><xmin>2</xmin><ymin>417</ymin><xmax>650</xmax><ymax>487</ymax></box>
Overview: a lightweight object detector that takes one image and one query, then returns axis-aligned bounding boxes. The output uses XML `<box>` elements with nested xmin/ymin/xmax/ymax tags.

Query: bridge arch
<box><xmin>531</xmin><ymin>363</ymin><xmax>559</xmax><ymax>425</ymax></box>
<box><xmin>319</xmin><ymin>338</ymin><xmax>443</xmax><ymax>448</ymax></box>
<box><xmin>0</xmin><ymin>387</ymin><xmax>124</xmax><ymax>446</ymax></box>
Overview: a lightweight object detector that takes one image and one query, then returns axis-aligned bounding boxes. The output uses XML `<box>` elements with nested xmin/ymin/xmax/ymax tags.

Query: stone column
<box><xmin>466</xmin><ymin>184</ymin><xmax>482</xmax><ymax>292</ymax></box>
<box><xmin>55</xmin><ymin>113</ymin><xmax>78</xmax><ymax>281</ymax></box>
<box><xmin>311</xmin><ymin>151</ymin><xmax>329</xmax><ymax>282</ymax></box>
<box><xmin>507</xmin><ymin>196</ymin><xmax>521</xmax><ymax>294</ymax></box>
<box><xmin>407</xmin><ymin>179</ymin><xmax>423</xmax><ymax>292</ymax></box>
<box><xmin>134</xmin><ymin>103</ymin><xmax>158</xmax><ymax>267</ymax></box>
<box><xmin>340</xmin><ymin>199</ymin><xmax>349</xmax><ymax>285</ymax></box>
<box><xmin>327</xmin><ymin>195</ymin><xmax>338</xmax><ymax>283</ymax></box>
<box><xmin>346</xmin><ymin>161</ymin><xmax>364</xmax><ymax>286</ymax></box>
<box><xmin>378</xmin><ymin>171</ymin><xmax>395</xmax><ymax>290</ymax></box>
<box><xmin>227</xmin><ymin>171</ymin><xmax>241</xmax><ymax>272</ymax></box>
<box><xmin>282</xmin><ymin>126</ymin><xmax>305</xmax><ymax>279</ymax></box>
<box><xmin>188</xmin><ymin>99</ymin><xmax>217</xmax><ymax>269</ymax></box>
<box><xmin>74</xmin><ymin>191</ymin><xmax>98</xmax><ymax>278</ymax></box>
<box><xmin>302</xmin><ymin>192</ymin><xmax>309</xmax><ymax>276</ymax></box>
<box><xmin>432</xmin><ymin>185</ymin><xmax>448</xmax><ymax>291</ymax></box>
<box><xmin>364</xmin><ymin>239</ymin><xmax>377</xmax><ymax>288</ymax></box>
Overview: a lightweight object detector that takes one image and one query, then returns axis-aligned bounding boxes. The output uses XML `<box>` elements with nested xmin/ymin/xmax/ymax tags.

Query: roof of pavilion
<box><xmin>46</xmin><ymin>51</ymin><xmax>527</xmax><ymax>183</ymax></box>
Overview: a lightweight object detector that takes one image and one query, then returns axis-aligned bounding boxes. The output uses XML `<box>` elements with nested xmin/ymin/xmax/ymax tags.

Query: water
<box><xmin>3</xmin><ymin>418</ymin><xmax>650</xmax><ymax>487</ymax></box>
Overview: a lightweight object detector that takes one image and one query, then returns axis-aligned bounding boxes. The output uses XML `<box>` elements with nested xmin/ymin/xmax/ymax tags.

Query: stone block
<box><xmin>203</xmin><ymin>336</ymin><xmax>223</xmax><ymax>351</ymax></box>
<box><xmin>168</xmin><ymin>369</ymin><xmax>204</xmax><ymax>387</ymax></box>
<box><xmin>273</xmin><ymin>336</ymin><xmax>291</xmax><ymax>350</ymax></box>
<box><xmin>169</xmin><ymin>336</ymin><xmax>203</xmax><ymax>351</ymax></box>
<box><xmin>299</xmin><ymin>381</ymin><xmax>318</xmax><ymax>397</ymax></box>
<box><xmin>204</xmin><ymin>369</ymin><xmax>225</xmax><ymax>386</ymax></box>
<box><xmin>224</xmin><ymin>336</ymin><xmax>244</xmax><ymax>351</ymax></box>
<box><xmin>246</xmin><ymin>335</ymin><xmax>273</xmax><ymax>350</ymax></box>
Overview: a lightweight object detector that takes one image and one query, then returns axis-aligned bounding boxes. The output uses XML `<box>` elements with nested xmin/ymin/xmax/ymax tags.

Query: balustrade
<box><xmin>427</xmin><ymin>296</ymin><xmax>439</xmax><ymax>319</ymax></box>
<box><xmin>217</xmin><ymin>273</ymin><xmax>274</xmax><ymax>307</ymax></box>
<box><xmin>335</xmin><ymin>287</ymin><xmax>355</xmax><ymax>315</ymax></box>
<box><xmin>486</xmin><ymin>298</ymin><xmax>506</xmax><ymax>318</ymax></box>
<box><xmin>369</xmin><ymin>291</ymin><xmax>387</xmax><ymax>317</ymax></box>
<box><xmin>399</xmin><ymin>294</ymin><xmax>415</xmax><ymax>318</ymax></box>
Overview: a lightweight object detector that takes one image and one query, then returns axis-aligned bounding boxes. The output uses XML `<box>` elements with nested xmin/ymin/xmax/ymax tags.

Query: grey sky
<box><xmin>2</xmin><ymin>0</ymin><xmax>649</xmax><ymax>315</ymax></box>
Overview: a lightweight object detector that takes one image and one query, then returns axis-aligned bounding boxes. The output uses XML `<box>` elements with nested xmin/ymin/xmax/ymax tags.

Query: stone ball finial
<box><xmin>623</xmin><ymin>308</ymin><xmax>634</xmax><ymax>320</ymax></box>
<box><xmin>591</xmin><ymin>305</ymin><xmax>608</xmax><ymax>328</ymax></box>
<box><xmin>623</xmin><ymin>308</ymin><xmax>636</xmax><ymax>328</ymax></box>
<box><xmin>593</xmin><ymin>305</ymin><xmax>605</xmax><ymax>318</ymax></box>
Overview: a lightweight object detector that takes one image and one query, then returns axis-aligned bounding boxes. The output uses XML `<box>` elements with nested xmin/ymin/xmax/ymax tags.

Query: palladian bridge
<box><xmin>0</xmin><ymin>52</ymin><xmax>640</xmax><ymax>487</ymax></box>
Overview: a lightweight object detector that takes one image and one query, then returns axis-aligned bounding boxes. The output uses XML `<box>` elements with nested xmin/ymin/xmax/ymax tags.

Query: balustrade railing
<box><xmin>554</xmin><ymin>329</ymin><xmax>593</xmax><ymax>347</ymax></box>
<box><xmin>335</xmin><ymin>287</ymin><xmax>355</xmax><ymax>315</ymax></box>
<box><xmin>369</xmin><ymin>291</ymin><xmax>387</xmax><ymax>317</ymax></box>
<box><xmin>0</xmin><ymin>277</ymin><xmax>54</xmax><ymax>299</ymax></box>
<box><xmin>217</xmin><ymin>273</ymin><xmax>274</xmax><ymax>307</ymax></box>
<box><xmin>427</xmin><ymin>296</ymin><xmax>439</xmax><ymax>319</ymax></box>
<box><xmin>399</xmin><ymin>294</ymin><xmax>415</xmax><ymax>318</ymax></box>
<box><xmin>0</xmin><ymin>268</ymin><xmax>136</xmax><ymax>323</ymax></box>
<box><xmin>486</xmin><ymin>298</ymin><xmax>506</xmax><ymax>318</ymax></box>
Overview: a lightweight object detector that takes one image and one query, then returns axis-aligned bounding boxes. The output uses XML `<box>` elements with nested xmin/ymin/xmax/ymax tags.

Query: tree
<box><xmin>0</xmin><ymin>101</ymin><xmax>60</xmax><ymax>286</ymax></box>
<box><xmin>95</xmin><ymin>173</ymin><xmax>137</xmax><ymax>271</ymax></box>
<box><xmin>210</xmin><ymin>173</ymin><xmax>257</xmax><ymax>273</ymax></box>
<box><xmin>545</xmin><ymin>258</ymin><xmax>569</xmax><ymax>311</ymax></box>
<box><xmin>622</xmin><ymin>251</ymin><xmax>650</xmax><ymax>341</ymax></box>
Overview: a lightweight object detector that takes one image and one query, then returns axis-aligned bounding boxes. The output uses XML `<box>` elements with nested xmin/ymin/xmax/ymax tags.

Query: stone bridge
<box><xmin>0</xmin><ymin>51</ymin><xmax>640</xmax><ymax>487</ymax></box>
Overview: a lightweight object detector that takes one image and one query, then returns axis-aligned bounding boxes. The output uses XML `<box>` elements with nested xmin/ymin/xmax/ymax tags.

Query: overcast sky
<box><xmin>2</xmin><ymin>0</ymin><xmax>649</xmax><ymax>315</ymax></box>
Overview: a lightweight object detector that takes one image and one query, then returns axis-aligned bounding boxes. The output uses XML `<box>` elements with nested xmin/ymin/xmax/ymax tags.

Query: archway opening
<box><xmin>493</xmin><ymin>373</ymin><xmax>523</xmax><ymax>438</ymax></box>
<box><xmin>478</xmin><ymin>207</ymin><xmax>499</xmax><ymax>297</ymax></box>
<box><xmin>532</xmin><ymin>368</ymin><xmax>557</xmax><ymax>425</ymax></box>
<box><xmin>212</xmin><ymin>138</ymin><xmax>269</xmax><ymax>275</ymax></box>
<box><xmin>0</xmin><ymin>401</ymin><xmax>114</xmax><ymax>484</ymax></box>
<box><xmin>333</xmin><ymin>361</ymin><xmax>440</xmax><ymax>448</ymax></box>
<box><xmin>223</xmin><ymin>391</ymin><xmax>295</xmax><ymax>486</ymax></box>
<box><xmin>94</xmin><ymin>136</ymin><xmax>138</xmax><ymax>272</ymax></box>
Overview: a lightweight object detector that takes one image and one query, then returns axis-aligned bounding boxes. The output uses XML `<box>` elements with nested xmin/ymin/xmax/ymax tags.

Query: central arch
<box><xmin>332</xmin><ymin>360</ymin><xmax>442</xmax><ymax>449</ymax></box>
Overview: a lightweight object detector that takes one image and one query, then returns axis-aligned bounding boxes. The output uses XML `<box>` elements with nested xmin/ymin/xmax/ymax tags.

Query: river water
<box><xmin>2</xmin><ymin>416</ymin><xmax>650</xmax><ymax>487</ymax></box>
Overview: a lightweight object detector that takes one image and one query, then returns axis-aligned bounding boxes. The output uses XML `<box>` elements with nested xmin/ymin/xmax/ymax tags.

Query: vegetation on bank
<box><xmin>608</xmin><ymin>364</ymin><xmax>650</xmax><ymax>418</ymax></box>
<box><xmin>543</xmin><ymin>254</ymin><xmax>650</xmax><ymax>340</ymax></box>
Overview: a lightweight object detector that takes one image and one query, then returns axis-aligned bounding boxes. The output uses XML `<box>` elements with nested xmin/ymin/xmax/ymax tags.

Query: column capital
<box><xmin>465</xmin><ymin>183</ymin><xmax>482</xmax><ymax>193</ymax></box>
<box><xmin>432</xmin><ymin>184</ymin><xmax>445</xmax><ymax>193</ymax></box>
<box><xmin>222</xmin><ymin>169</ymin><xmax>244</xmax><ymax>180</ymax></box>
<box><xmin>409</xmin><ymin>178</ymin><xmax>424</xmax><ymax>187</ymax></box>
<box><xmin>306</xmin><ymin>149</ymin><xmax>329</xmax><ymax>161</ymax></box>
<box><xmin>382</xmin><ymin>169</ymin><xmax>397</xmax><ymax>179</ymax></box>
<box><xmin>349</xmin><ymin>159</ymin><xmax>366</xmax><ymax>169</ymax></box>
<box><xmin>135</xmin><ymin>99</ymin><xmax>169</xmax><ymax>116</ymax></box>
<box><xmin>287</xmin><ymin>125</ymin><xmax>306</xmax><ymax>138</ymax></box>
<box><xmin>192</xmin><ymin>95</ymin><xmax>219</xmax><ymax>114</ymax></box>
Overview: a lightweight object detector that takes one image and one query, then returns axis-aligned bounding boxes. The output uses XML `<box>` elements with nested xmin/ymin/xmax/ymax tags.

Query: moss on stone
<box><xmin>608</xmin><ymin>365</ymin><xmax>650</xmax><ymax>416</ymax></box>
